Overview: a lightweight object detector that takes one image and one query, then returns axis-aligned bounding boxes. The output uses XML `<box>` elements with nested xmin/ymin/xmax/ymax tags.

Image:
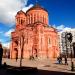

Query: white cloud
<box><xmin>22</xmin><ymin>4</ymin><xmax>33</xmax><ymax>12</ymax></box>
<box><xmin>0</xmin><ymin>39</ymin><xmax>4</xmax><ymax>44</ymax></box>
<box><xmin>0</xmin><ymin>39</ymin><xmax>9</xmax><ymax>48</ymax></box>
<box><xmin>54</xmin><ymin>24</ymin><xmax>75</xmax><ymax>33</ymax></box>
<box><xmin>62</xmin><ymin>27</ymin><xmax>72</xmax><ymax>31</ymax></box>
<box><xmin>3</xmin><ymin>42</ymin><xmax>10</xmax><ymax>48</ymax></box>
<box><xmin>56</xmin><ymin>24</ymin><xmax>65</xmax><ymax>31</ymax></box>
<box><xmin>4</xmin><ymin>29</ymin><xmax>14</xmax><ymax>37</ymax></box>
<box><xmin>0</xmin><ymin>0</ymin><xmax>33</xmax><ymax>25</ymax></box>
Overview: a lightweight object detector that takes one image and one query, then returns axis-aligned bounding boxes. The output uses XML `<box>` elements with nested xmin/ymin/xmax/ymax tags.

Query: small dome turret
<box><xmin>15</xmin><ymin>10</ymin><xmax>26</xmax><ymax>30</ymax></box>
<box><xmin>17</xmin><ymin>10</ymin><xmax>25</xmax><ymax>15</ymax></box>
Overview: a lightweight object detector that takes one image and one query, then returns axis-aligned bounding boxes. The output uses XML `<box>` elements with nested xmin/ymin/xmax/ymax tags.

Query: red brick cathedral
<box><xmin>10</xmin><ymin>4</ymin><xmax>59</xmax><ymax>59</ymax></box>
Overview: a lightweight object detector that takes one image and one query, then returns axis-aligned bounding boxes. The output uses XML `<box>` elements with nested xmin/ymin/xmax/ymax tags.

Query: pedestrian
<box><xmin>59</xmin><ymin>57</ymin><xmax>61</xmax><ymax>64</ymax></box>
<box><xmin>57</xmin><ymin>56</ymin><xmax>59</xmax><ymax>64</ymax></box>
<box><xmin>60</xmin><ymin>56</ymin><xmax>62</xmax><ymax>64</ymax></box>
<box><xmin>57</xmin><ymin>56</ymin><xmax>61</xmax><ymax>64</ymax></box>
<box><xmin>64</xmin><ymin>56</ymin><xmax>68</xmax><ymax>65</ymax></box>
<box><xmin>0</xmin><ymin>43</ymin><xmax>3</xmax><ymax>66</ymax></box>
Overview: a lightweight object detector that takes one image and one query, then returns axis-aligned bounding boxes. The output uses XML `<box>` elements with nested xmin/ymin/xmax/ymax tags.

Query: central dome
<box><xmin>26</xmin><ymin>4</ymin><xmax>48</xmax><ymax>25</ymax></box>
<box><xmin>26</xmin><ymin>4</ymin><xmax>47</xmax><ymax>13</ymax></box>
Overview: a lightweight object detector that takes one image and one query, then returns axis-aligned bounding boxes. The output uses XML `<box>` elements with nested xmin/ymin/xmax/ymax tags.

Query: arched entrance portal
<box><xmin>33</xmin><ymin>48</ymin><xmax>37</xmax><ymax>58</ymax></box>
<box><xmin>14</xmin><ymin>48</ymin><xmax>18</xmax><ymax>61</ymax></box>
<box><xmin>73</xmin><ymin>42</ymin><xmax>75</xmax><ymax>58</ymax></box>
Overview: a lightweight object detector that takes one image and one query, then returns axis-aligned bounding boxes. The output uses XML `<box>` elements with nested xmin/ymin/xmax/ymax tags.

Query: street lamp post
<box><xmin>66</xmin><ymin>33</ymin><xmax>74</xmax><ymax>71</ymax></box>
<box><xmin>65</xmin><ymin>32</ymin><xmax>68</xmax><ymax>58</ymax></box>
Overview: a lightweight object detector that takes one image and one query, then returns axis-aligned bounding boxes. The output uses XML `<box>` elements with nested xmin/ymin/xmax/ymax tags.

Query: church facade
<box><xmin>10</xmin><ymin>4</ymin><xmax>59</xmax><ymax>59</ymax></box>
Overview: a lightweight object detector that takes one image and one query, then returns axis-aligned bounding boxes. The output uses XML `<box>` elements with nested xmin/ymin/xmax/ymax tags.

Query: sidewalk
<box><xmin>2</xmin><ymin>58</ymin><xmax>75</xmax><ymax>74</ymax></box>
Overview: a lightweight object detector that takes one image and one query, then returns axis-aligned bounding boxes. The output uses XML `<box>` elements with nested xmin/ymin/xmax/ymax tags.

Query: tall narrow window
<box><xmin>29</xmin><ymin>15</ymin><xmax>31</xmax><ymax>24</ymax></box>
<box><xmin>31</xmin><ymin>14</ymin><xmax>33</xmax><ymax>24</ymax></box>
<box><xmin>43</xmin><ymin>15</ymin><xmax>44</xmax><ymax>23</ymax></box>
<box><xmin>55</xmin><ymin>40</ymin><xmax>57</xmax><ymax>45</ymax></box>
<box><xmin>17</xmin><ymin>18</ymin><xmax>20</xmax><ymax>24</ymax></box>
<box><xmin>21</xmin><ymin>19</ymin><xmax>22</xmax><ymax>24</ymax></box>
<box><xmin>21</xmin><ymin>19</ymin><xmax>24</xmax><ymax>25</ymax></box>
<box><xmin>49</xmin><ymin>38</ymin><xmax>50</xmax><ymax>44</ymax></box>
<box><xmin>34</xmin><ymin>14</ymin><xmax>36</xmax><ymax>23</ymax></box>
<box><xmin>33</xmin><ymin>14</ymin><xmax>34</xmax><ymax>23</ymax></box>
<box><xmin>27</xmin><ymin>16</ymin><xmax>29</xmax><ymax>24</ymax></box>
<box><xmin>16</xmin><ymin>18</ymin><xmax>18</xmax><ymax>24</ymax></box>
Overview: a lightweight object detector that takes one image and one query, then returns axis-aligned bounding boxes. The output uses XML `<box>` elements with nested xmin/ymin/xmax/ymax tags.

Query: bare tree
<box><xmin>19</xmin><ymin>29</ymin><xmax>25</xmax><ymax>67</ymax></box>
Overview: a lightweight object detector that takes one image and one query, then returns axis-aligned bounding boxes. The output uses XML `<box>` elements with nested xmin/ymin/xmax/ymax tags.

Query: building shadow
<box><xmin>0</xmin><ymin>65</ymin><xmax>75</xmax><ymax>75</ymax></box>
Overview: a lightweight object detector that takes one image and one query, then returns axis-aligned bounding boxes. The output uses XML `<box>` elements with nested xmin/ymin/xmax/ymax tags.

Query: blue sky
<box><xmin>28</xmin><ymin>0</ymin><xmax>75</xmax><ymax>27</ymax></box>
<box><xmin>0</xmin><ymin>0</ymin><xmax>75</xmax><ymax>48</ymax></box>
